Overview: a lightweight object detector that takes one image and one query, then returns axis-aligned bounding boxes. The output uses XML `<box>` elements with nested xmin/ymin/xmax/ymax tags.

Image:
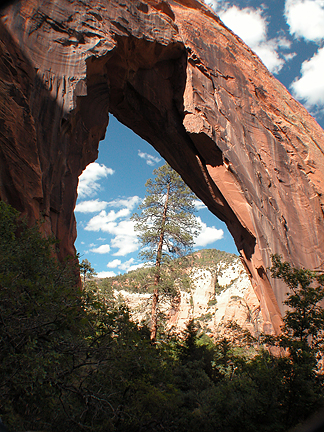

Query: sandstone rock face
<box><xmin>115</xmin><ymin>256</ymin><xmax>263</xmax><ymax>339</ymax></box>
<box><xmin>1</xmin><ymin>0</ymin><xmax>324</xmax><ymax>333</ymax></box>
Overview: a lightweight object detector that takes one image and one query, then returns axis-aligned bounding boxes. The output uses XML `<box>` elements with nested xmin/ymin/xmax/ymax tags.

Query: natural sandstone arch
<box><xmin>1</xmin><ymin>0</ymin><xmax>324</xmax><ymax>334</ymax></box>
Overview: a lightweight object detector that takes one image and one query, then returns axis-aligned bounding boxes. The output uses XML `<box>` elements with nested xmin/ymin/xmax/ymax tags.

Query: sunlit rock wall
<box><xmin>1</xmin><ymin>0</ymin><xmax>324</xmax><ymax>333</ymax></box>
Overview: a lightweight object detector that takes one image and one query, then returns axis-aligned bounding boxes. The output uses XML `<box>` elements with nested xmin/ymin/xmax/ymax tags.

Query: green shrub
<box><xmin>1</xmin><ymin>202</ymin><xmax>323</xmax><ymax>431</ymax></box>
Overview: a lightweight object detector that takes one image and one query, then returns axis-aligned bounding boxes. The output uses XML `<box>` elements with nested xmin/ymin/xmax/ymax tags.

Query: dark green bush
<box><xmin>1</xmin><ymin>203</ymin><xmax>323</xmax><ymax>431</ymax></box>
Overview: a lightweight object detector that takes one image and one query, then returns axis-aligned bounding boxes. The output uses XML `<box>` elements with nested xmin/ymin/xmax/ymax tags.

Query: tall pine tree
<box><xmin>132</xmin><ymin>163</ymin><xmax>201</xmax><ymax>341</ymax></box>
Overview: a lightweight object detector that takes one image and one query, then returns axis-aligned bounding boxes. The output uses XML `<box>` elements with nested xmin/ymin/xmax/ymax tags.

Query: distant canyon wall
<box><xmin>118</xmin><ymin>257</ymin><xmax>263</xmax><ymax>339</ymax></box>
<box><xmin>1</xmin><ymin>0</ymin><xmax>324</xmax><ymax>334</ymax></box>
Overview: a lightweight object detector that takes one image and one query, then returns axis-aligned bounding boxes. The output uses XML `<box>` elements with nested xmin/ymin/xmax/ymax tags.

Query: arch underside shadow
<box><xmin>1</xmin><ymin>0</ymin><xmax>324</xmax><ymax>334</ymax></box>
<box><xmin>96</xmin><ymin>34</ymin><xmax>282</xmax><ymax>333</ymax></box>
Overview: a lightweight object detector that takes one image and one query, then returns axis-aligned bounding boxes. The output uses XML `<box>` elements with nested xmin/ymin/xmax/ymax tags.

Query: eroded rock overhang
<box><xmin>1</xmin><ymin>0</ymin><xmax>324</xmax><ymax>333</ymax></box>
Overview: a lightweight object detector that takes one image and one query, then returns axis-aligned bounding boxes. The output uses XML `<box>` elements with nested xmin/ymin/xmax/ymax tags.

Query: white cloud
<box><xmin>194</xmin><ymin>199</ymin><xmax>207</xmax><ymax>210</ymax></box>
<box><xmin>118</xmin><ymin>258</ymin><xmax>135</xmax><ymax>271</ymax></box>
<box><xmin>195</xmin><ymin>217</ymin><xmax>224</xmax><ymax>247</ymax></box>
<box><xmin>138</xmin><ymin>150</ymin><xmax>161</xmax><ymax>166</ymax></box>
<box><xmin>285</xmin><ymin>0</ymin><xmax>324</xmax><ymax>42</ymax></box>
<box><xmin>107</xmin><ymin>259</ymin><xmax>122</xmax><ymax>268</ymax></box>
<box><xmin>106</xmin><ymin>258</ymin><xmax>144</xmax><ymax>272</ymax></box>
<box><xmin>218</xmin><ymin>6</ymin><xmax>288</xmax><ymax>74</ymax></box>
<box><xmin>84</xmin><ymin>194</ymin><xmax>141</xmax><ymax>257</ymax></box>
<box><xmin>81</xmin><ymin>197</ymin><xmax>140</xmax><ymax>225</ymax></box>
<box><xmin>75</xmin><ymin>199</ymin><xmax>108</xmax><ymax>213</ymax></box>
<box><xmin>97</xmin><ymin>261</ymin><xmax>144</xmax><ymax>277</ymax></box>
<box><xmin>277</xmin><ymin>37</ymin><xmax>293</xmax><ymax>50</ymax></box>
<box><xmin>78</xmin><ymin>162</ymin><xmax>114</xmax><ymax>198</ymax></box>
<box><xmin>90</xmin><ymin>244</ymin><xmax>111</xmax><ymax>254</ymax></box>
<box><xmin>291</xmin><ymin>46</ymin><xmax>324</xmax><ymax>107</ymax></box>
<box><xmin>96</xmin><ymin>271</ymin><xmax>116</xmax><ymax>278</ymax></box>
<box><xmin>107</xmin><ymin>196</ymin><xmax>141</xmax><ymax>210</ymax></box>
<box><xmin>220</xmin><ymin>6</ymin><xmax>267</xmax><ymax>47</ymax></box>
<box><xmin>85</xmin><ymin>209</ymin><xmax>131</xmax><ymax>231</ymax></box>
<box><xmin>110</xmin><ymin>221</ymin><xmax>139</xmax><ymax>256</ymax></box>
<box><xmin>86</xmin><ymin>212</ymin><xmax>139</xmax><ymax>256</ymax></box>
<box><xmin>283</xmin><ymin>52</ymin><xmax>297</xmax><ymax>61</ymax></box>
<box><xmin>253</xmin><ymin>40</ymin><xmax>285</xmax><ymax>74</ymax></box>
<box><xmin>127</xmin><ymin>263</ymin><xmax>146</xmax><ymax>272</ymax></box>
<box><xmin>204</xmin><ymin>3</ymin><xmax>296</xmax><ymax>74</ymax></box>
<box><xmin>205</xmin><ymin>0</ymin><xmax>222</xmax><ymax>11</ymax></box>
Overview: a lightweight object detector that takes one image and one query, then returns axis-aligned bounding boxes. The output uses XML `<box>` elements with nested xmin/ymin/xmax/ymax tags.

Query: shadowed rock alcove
<box><xmin>1</xmin><ymin>0</ymin><xmax>324</xmax><ymax>334</ymax></box>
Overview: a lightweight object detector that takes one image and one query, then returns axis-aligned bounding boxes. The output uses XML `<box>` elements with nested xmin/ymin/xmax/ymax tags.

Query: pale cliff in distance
<box><xmin>98</xmin><ymin>249</ymin><xmax>263</xmax><ymax>339</ymax></box>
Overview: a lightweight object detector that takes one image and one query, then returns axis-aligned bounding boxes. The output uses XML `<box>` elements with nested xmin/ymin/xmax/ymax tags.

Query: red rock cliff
<box><xmin>1</xmin><ymin>0</ymin><xmax>324</xmax><ymax>333</ymax></box>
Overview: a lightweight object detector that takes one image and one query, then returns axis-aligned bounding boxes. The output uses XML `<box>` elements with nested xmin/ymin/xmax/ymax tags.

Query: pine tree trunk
<box><xmin>150</xmin><ymin>183</ymin><xmax>170</xmax><ymax>342</ymax></box>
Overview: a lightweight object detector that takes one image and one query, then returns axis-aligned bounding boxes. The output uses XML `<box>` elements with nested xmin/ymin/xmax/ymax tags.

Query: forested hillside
<box><xmin>92</xmin><ymin>249</ymin><xmax>263</xmax><ymax>340</ymax></box>
<box><xmin>1</xmin><ymin>202</ymin><xmax>324</xmax><ymax>432</ymax></box>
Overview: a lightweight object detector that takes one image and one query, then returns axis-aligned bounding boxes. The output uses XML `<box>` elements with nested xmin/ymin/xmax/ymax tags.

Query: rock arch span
<box><xmin>1</xmin><ymin>0</ymin><xmax>324</xmax><ymax>333</ymax></box>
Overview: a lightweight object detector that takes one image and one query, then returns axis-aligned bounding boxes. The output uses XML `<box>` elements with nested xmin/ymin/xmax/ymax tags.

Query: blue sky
<box><xmin>75</xmin><ymin>0</ymin><xmax>324</xmax><ymax>277</ymax></box>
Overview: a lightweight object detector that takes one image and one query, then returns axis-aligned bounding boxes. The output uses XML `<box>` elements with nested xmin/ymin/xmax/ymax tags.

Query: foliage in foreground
<box><xmin>0</xmin><ymin>201</ymin><xmax>324</xmax><ymax>431</ymax></box>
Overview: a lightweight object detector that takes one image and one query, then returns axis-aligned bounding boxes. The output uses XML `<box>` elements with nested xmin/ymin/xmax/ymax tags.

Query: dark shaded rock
<box><xmin>1</xmin><ymin>0</ymin><xmax>323</xmax><ymax>333</ymax></box>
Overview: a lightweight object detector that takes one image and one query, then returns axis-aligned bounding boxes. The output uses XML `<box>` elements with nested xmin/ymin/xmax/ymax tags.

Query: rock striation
<box><xmin>116</xmin><ymin>254</ymin><xmax>263</xmax><ymax>339</ymax></box>
<box><xmin>1</xmin><ymin>0</ymin><xmax>324</xmax><ymax>333</ymax></box>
